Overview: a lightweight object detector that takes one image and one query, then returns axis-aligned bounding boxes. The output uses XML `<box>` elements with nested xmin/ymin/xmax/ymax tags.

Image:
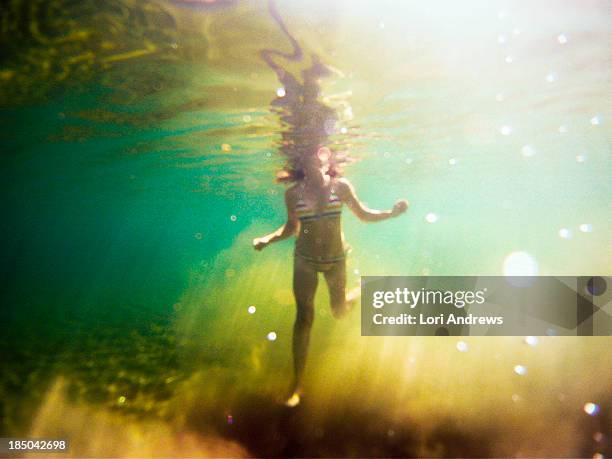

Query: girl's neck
<box><xmin>304</xmin><ymin>171</ymin><xmax>327</xmax><ymax>189</ymax></box>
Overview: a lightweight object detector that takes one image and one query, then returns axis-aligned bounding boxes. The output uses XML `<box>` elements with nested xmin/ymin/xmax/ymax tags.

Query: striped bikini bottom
<box><xmin>294</xmin><ymin>245</ymin><xmax>351</xmax><ymax>272</ymax></box>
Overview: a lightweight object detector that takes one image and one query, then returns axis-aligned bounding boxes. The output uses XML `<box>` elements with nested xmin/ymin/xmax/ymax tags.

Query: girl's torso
<box><xmin>293</xmin><ymin>178</ymin><xmax>347</xmax><ymax>262</ymax></box>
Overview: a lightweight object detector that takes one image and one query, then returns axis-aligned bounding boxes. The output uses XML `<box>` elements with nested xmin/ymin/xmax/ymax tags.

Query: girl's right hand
<box><xmin>253</xmin><ymin>237</ymin><xmax>269</xmax><ymax>251</ymax></box>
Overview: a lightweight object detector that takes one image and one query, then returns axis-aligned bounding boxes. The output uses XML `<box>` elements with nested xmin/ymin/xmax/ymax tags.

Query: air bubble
<box><xmin>425</xmin><ymin>213</ymin><xmax>438</xmax><ymax>223</ymax></box>
<box><xmin>514</xmin><ymin>365</ymin><xmax>527</xmax><ymax>376</ymax></box>
<box><xmin>521</xmin><ymin>145</ymin><xmax>536</xmax><ymax>157</ymax></box>
<box><xmin>503</xmin><ymin>251</ymin><xmax>538</xmax><ymax>277</ymax></box>
<box><xmin>584</xmin><ymin>402</ymin><xmax>600</xmax><ymax>416</ymax></box>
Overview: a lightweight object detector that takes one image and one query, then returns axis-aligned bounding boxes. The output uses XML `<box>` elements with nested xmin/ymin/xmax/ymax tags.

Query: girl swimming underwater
<box><xmin>253</xmin><ymin>0</ymin><xmax>409</xmax><ymax>407</ymax></box>
<box><xmin>253</xmin><ymin>147</ymin><xmax>408</xmax><ymax>407</ymax></box>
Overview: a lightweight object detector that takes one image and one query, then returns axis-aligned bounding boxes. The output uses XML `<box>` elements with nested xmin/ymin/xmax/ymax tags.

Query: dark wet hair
<box><xmin>275</xmin><ymin>159</ymin><xmax>342</xmax><ymax>184</ymax></box>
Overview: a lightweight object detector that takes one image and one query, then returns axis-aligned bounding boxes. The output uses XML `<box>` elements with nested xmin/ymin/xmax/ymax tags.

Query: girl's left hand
<box><xmin>391</xmin><ymin>199</ymin><xmax>409</xmax><ymax>217</ymax></box>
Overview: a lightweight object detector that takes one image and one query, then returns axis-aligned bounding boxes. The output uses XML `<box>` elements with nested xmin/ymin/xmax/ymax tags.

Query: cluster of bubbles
<box><xmin>454</xmin><ymin>333</ymin><xmax>604</xmax><ymax>448</ymax></box>
<box><xmin>432</xmin><ymin>20</ymin><xmax>602</xmax><ymax>229</ymax></box>
<box><xmin>558</xmin><ymin>224</ymin><xmax>594</xmax><ymax>240</ymax></box>
<box><xmin>247</xmin><ymin>302</ymin><xmax>276</xmax><ymax>340</ymax></box>
<box><xmin>502</xmin><ymin>223</ymin><xmax>593</xmax><ymax>272</ymax></box>
<box><xmin>455</xmin><ymin>338</ymin><xmax>537</xmax><ymax>372</ymax></box>
<box><xmin>495</xmin><ymin>12</ymin><xmax>602</xmax><ymax>157</ymax></box>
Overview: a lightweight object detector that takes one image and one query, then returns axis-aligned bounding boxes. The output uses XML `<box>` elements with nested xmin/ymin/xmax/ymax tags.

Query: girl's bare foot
<box><xmin>284</xmin><ymin>392</ymin><xmax>301</xmax><ymax>407</ymax></box>
<box><xmin>346</xmin><ymin>285</ymin><xmax>361</xmax><ymax>307</ymax></box>
<box><xmin>332</xmin><ymin>286</ymin><xmax>361</xmax><ymax>319</ymax></box>
<box><xmin>343</xmin><ymin>285</ymin><xmax>361</xmax><ymax>316</ymax></box>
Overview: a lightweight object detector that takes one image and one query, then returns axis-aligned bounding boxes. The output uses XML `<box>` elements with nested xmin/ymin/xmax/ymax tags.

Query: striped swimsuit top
<box><xmin>295</xmin><ymin>181</ymin><xmax>342</xmax><ymax>222</ymax></box>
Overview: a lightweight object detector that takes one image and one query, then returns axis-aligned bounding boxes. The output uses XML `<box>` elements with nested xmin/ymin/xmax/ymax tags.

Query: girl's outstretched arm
<box><xmin>253</xmin><ymin>187</ymin><xmax>299</xmax><ymax>250</ymax></box>
<box><xmin>337</xmin><ymin>178</ymin><xmax>409</xmax><ymax>223</ymax></box>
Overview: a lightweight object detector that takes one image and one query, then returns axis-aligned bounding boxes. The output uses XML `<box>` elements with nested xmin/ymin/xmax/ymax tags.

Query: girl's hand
<box><xmin>391</xmin><ymin>199</ymin><xmax>409</xmax><ymax>217</ymax></box>
<box><xmin>253</xmin><ymin>237</ymin><xmax>269</xmax><ymax>251</ymax></box>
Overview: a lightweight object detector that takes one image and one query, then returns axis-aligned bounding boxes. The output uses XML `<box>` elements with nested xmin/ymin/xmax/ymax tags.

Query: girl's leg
<box><xmin>323</xmin><ymin>258</ymin><xmax>359</xmax><ymax>319</ymax></box>
<box><xmin>288</xmin><ymin>255</ymin><xmax>318</xmax><ymax>406</ymax></box>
